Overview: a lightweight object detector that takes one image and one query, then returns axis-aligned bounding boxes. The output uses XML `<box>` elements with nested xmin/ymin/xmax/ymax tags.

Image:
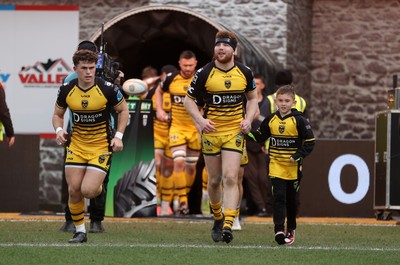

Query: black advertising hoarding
<box><xmin>300</xmin><ymin>139</ymin><xmax>375</xmax><ymax>217</ymax></box>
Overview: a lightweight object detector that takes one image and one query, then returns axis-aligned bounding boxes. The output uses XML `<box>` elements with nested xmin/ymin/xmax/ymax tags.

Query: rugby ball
<box><xmin>122</xmin><ymin>78</ymin><xmax>148</xmax><ymax>96</ymax></box>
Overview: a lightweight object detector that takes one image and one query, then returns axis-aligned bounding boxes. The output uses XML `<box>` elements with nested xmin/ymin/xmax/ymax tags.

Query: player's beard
<box><xmin>214</xmin><ymin>51</ymin><xmax>234</xmax><ymax>64</ymax></box>
<box><xmin>181</xmin><ymin>70</ymin><xmax>194</xmax><ymax>79</ymax></box>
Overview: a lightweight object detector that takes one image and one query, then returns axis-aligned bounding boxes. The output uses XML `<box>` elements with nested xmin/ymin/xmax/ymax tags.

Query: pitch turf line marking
<box><xmin>0</xmin><ymin>243</ymin><xmax>398</xmax><ymax>252</ymax></box>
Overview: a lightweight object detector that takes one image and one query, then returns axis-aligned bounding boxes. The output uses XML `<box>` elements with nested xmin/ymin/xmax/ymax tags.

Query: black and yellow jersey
<box><xmin>249</xmin><ymin>109</ymin><xmax>315</xmax><ymax>180</ymax></box>
<box><xmin>187</xmin><ymin>61</ymin><xmax>256</xmax><ymax>136</ymax></box>
<box><xmin>146</xmin><ymin>81</ymin><xmax>171</xmax><ymax>134</ymax></box>
<box><xmin>153</xmin><ymin>91</ymin><xmax>171</xmax><ymax>133</ymax></box>
<box><xmin>56</xmin><ymin>77</ymin><xmax>125</xmax><ymax>152</ymax></box>
<box><xmin>162</xmin><ymin>71</ymin><xmax>195</xmax><ymax>130</ymax></box>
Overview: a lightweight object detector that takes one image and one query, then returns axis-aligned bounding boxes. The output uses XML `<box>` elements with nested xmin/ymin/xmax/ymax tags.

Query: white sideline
<box><xmin>0</xmin><ymin>242</ymin><xmax>398</xmax><ymax>252</ymax></box>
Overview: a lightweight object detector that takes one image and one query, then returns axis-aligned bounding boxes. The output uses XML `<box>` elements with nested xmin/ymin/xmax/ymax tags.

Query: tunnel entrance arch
<box><xmin>89</xmin><ymin>5</ymin><xmax>281</xmax><ymax>216</ymax></box>
<box><xmin>90</xmin><ymin>5</ymin><xmax>280</xmax><ymax>91</ymax></box>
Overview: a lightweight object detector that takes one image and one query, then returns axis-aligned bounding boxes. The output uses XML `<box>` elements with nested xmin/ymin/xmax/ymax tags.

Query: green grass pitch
<box><xmin>0</xmin><ymin>217</ymin><xmax>399</xmax><ymax>265</ymax></box>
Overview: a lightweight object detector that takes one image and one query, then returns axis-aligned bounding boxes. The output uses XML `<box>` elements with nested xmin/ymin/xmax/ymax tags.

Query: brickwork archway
<box><xmin>90</xmin><ymin>5</ymin><xmax>280</xmax><ymax>91</ymax></box>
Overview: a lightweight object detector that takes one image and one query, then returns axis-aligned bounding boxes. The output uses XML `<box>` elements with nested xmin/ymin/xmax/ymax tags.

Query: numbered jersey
<box><xmin>56</xmin><ymin>77</ymin><xmax>125</xmax><ymax>152</ymax></box>
<box><xmin>162</xmin><ymin>72</ymin><xmax>195</xmax><ymax>130</ymax></box>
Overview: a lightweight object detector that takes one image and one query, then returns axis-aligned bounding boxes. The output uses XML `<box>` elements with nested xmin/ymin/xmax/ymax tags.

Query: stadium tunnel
<box><xmin>90</xmin><ymin>5</ymin><xmax>281</xmax><ymax>93</ymax></box>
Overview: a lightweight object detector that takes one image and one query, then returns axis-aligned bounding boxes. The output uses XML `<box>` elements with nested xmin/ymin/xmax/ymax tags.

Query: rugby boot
<box><xmin>59</xmin><ymin>220</ymin><xmax>75</xmax><ymax>233</ymax></box>
<box><xmin>222</xmin><ymin>227</ymin><xmax>233</xmax><ymax>244</ymax></box>
<box><xmin>68</xmin><ymin>232</ymin><xmax>87</xmax><ymax>243</ymax></box>
<box><xmin>211</xmin><ymin>214</ymin><xmax>224</xmax><ymax>242</ymax></box>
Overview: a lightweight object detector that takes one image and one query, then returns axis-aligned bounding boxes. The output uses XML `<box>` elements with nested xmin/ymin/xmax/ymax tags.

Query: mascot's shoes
<box><xmin>211</xmin><ymin>214</ymin><xmax>224</xmax><ymax>242</ymax></box>
<box><xmin>59</xmin><ymin>221</ymin><xmax>75</xmax><ymax>233</ymax></box>
<box><xmin>68</xmin><ymin>232</ymin><xmax>87</xmax><ymax>243</ymax></box>
<box><xmin>275</xmin><ymin>231</ymin><xmax>286</xmax><ymax>245</ymax></box>
<box><xmin>222</xmin><ymin>227</ymin><xmax>233</xmax><ymax>244</ymax></box>
<box><xmin>285</xmin><ymin>229</ymin><xmax>295</xmax><ymax>245</ymax></box>
<box><xmin>89</xmin><ymin>221</ymin><xmax>105</xmax><ymax>233</ymax></box>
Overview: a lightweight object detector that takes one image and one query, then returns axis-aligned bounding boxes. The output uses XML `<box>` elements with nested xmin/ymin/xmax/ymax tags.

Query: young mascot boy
<box><xmin>248</xmin><ymin>85</ymin><xmax>315</xmax><ymax>245</ymax></box>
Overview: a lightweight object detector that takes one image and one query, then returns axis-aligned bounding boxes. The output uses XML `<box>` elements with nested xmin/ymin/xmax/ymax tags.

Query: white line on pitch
<box><xmin>0</xmin><ymin>243</ymin><xmax>398</xmax><ymax>252</ymax></box>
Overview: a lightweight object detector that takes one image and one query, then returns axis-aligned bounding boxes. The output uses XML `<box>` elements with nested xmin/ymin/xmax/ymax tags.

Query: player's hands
<box><xmin>110</xmin><ymin>138</ymin><xmax>123</xmax><ymax>152</ymax></box>
<box><xmin>56</xmin><ymin>129</ymin><xmax>68</xmax><ymax>146</ymax></box>
<box><xmin>290</xmin><ymin>156</ymin><xmax>302</xmax><ymax>163</ymax></box>
<box><xmin>7</xmin><ymin>136</ymin><xmax>15</xmax><ymax>147</ymax></box>
<box><xmin>114</xmin><ymin>70</ymin><xmax>125</xmax><ymax>85</ymax></box>
<box><xmin>156</xmin><ymin>109</ymin><xmax>169</xmax><ymax>122</ymax></box>
<box><xmin>261</xmin><ymin>145</ymin><xmax>267</xmax><ymax>154</ymax></box>
<box><xmin>198</xmin><ymin>118</ymin><xmax>216</xmax><ymax>134</ymax></box>
<box><xmin>240</xmin><ymin>119</ymin><xmax>252</xmax><ymax>134</ymax></box>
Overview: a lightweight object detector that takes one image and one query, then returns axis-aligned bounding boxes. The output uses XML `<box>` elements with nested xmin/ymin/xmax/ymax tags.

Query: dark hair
<box><xmin>253</xmin><ymin>73</ymin><xmax>265</xmax><ymax>83</ymax></box>
<box><xmin>179</xmin><ymin>50</ymin><xmax>196</xmax><ymax>60</ymax></box>
<box><xmin>72</xmin><ymin>49</ymin><xmax>98</xmax><ymax>66</ymax></box>
<box><xmin>276</xmin><ymin>84</ymin><xmax>295</xmax><ymax>99</ymax></box>
<box><xmin>77</xmin><ymin>40</ymin><xmax>97</xmax><ymax>52</ymax></box>
<box><xmin>141</xmin><ymin>66</ymin><xmax>158</xmax><ymax>79</ymax></box>
<box><xmin>161</xmin><ymin>64</ymin><xmax>178</xmax><ymax>74</ymax></box>
<box><xmin>112</xmin><ymin>61</ymin><xmax>123</xmax><ymax>71</ymax></box>
<box><xmin>215</xmin><ymin>30</ymin><xmax>238</xmax><ymax>50</ymax></box>
<box><xmin>275</xmin><ymin>69</ymin><xmax>293</xmax><ymax>86</ymax></box>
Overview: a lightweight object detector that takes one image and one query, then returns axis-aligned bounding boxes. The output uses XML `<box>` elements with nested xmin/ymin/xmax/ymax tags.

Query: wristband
<box><xmin>55</xmin><ymin>127</ymin><xmax>63</xmax><ymax>134</ymax></box>
<box><xmin>114</xmin><ymin>131</ymin><xmax>123</xmax><ymax>140</ymax></box>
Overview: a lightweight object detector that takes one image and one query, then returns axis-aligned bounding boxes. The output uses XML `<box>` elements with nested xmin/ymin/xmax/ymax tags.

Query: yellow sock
<box><xmin>224</xmin><ymin>208</ymin><xmax>237</xmax><ymax>230</ymax></box>
<box><xmin>202</xmin><ymin>168</ymin><xmax>208</xmax><ymax>190</ymax></box>
<box><xmin>210</xmin><ymin>201</ymin><xmax>223</xmax><ymax>220</ymax></box>
<box><xmin>156</xmin><ymin>169</ymin><xmax>161</xmax><ymax>201</ymax></box>
<box><xmin>185</xmin><ymin>170</ymin><xmax>196</xmax><ymax>194</ymax></box>
<box><xmin>173</xmin><ymin>189</ymin><xmax>179</xmax><ymax>202</ymax></box>
<box><xmin>174</xmin><ymin>171</ymin><xmax>187</xmax><ymax>205</ymax></box>
<box><xmin>69</xmin><ymin>200</ymin><xmax>85</xmax><ymax>226</ymax></box>
<box><xmin>161</xmin><ymin>174</ymin><xmax>174</xmax><ymax>203</ymax></box>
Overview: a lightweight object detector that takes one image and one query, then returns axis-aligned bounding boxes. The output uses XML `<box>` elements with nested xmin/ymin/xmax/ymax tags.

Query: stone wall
<box><xmin>286</xmin><ymin>0</ymin><xmax>313</xmax><ymax>101</ymax></box>
<box><xmin>311</xmin><ymin>0</ymin><xmax>400</xmax><ymax>139</ymax></box>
